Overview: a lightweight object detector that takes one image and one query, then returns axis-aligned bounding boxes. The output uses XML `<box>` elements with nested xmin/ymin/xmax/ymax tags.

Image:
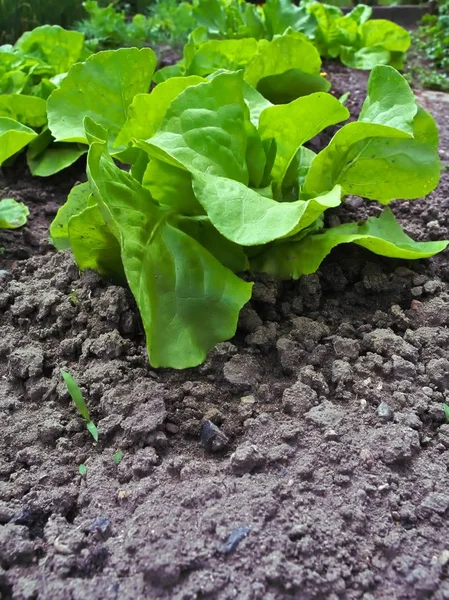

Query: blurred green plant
<box><xmin>75</xmin><ymin>0</ymin><xmax>194</xmax><ymax>50</ymax></box>
<box><xmin>406</xmin><ymin>0</ymin><xmax>449</xmax><ymax>91</ymax></box>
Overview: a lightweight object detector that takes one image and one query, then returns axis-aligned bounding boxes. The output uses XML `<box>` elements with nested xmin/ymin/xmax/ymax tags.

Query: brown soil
<box><xmin>1</xmin><ymin>66</ymin><xmax>449</xmax><ymax>600</ymax></box>
<box><xmin>0</xmin><ymin>160</ymin><xmax>86</xmax><ymax>269</ymax></box>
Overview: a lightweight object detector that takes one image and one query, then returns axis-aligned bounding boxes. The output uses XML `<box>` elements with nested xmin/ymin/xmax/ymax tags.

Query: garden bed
<box><xmin>1</xmin><ymin>64</ymin><xmax>449</xmax><ymax>599</ymax></box>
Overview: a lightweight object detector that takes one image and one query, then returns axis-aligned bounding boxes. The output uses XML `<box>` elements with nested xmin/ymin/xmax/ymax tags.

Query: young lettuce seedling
<box><xmin>61</xmin><ymin>370</ymin><xmax>98</xmax><ymax>442</ymax></box>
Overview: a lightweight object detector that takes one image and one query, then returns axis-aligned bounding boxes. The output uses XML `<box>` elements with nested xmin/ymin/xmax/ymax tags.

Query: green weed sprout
<box><xmin>443</xmin><ymin>403</ymin><xmax>449</xmax><ymax>423</ymax></box>
<box><xmin>113</xmin><ymin>450</ymin><xmax>123</xmax><ymax>465</ymax></box>
<box><xmin>61</xmin><ymin>370</ymin><xmax>98</xmax><ymax>442</ymax></box>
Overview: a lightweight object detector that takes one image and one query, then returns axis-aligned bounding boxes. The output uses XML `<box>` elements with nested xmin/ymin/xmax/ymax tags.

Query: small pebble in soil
<box><xmin>200</xmin><ymin>420</ymin><xmax>229</xmax><ymax>452</ymax></box>
<box><xmin>218</xmin><ymin>526</ymin><xmax>250</xmax><ymax>554</ymax></box>
<box><xmin>377</xmin><ymin>402</ymin><xmax>393</xmax><ymax>421</ymax></box>
<box><xmin>87</xmin><ymin>516</ymin><xmax>111</xmax><ymax>537</ymax></box>
<box><xmin>231</xmin><ymin>442</ymin><xmax>266</xmax><ymax>474</ymax></box>
<box><xmin>165</xmin><ymin>422</ymin><xmax>179</xmax><ymax>434</ymax></box>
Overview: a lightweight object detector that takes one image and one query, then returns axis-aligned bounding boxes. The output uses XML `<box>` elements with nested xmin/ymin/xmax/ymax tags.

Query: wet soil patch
<box><xmin>0</xmin><ymin>67</ymin><xmax>449</xmax><ymax>600</ymax></box>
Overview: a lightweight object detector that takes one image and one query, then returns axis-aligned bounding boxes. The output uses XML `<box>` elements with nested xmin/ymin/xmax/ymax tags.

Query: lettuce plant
<box><xmin>49</xmin><ymin>51</ymin><xmax>447</xmax><ymax>369</ymax></box>
<box><xmin>184</xmin><ymin>0</ymin><xmax>411</xmax><ymax>70</ymax></box>
<box><xmin>154</xmin><ymin>29</ymin><xmax>330</xmax><ymax>103</ymax></box>
<box><xmin>76</xmin><ymin>0</ymin><xmax>195</xmax><ymax>50</ymax></box>
<box><xmin>0</xmin><ymin>25</ymin><xmax>89</xmax><ymax>175</ymax></box>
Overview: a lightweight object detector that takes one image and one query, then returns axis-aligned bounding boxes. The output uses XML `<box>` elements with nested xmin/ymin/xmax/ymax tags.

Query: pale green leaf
<box><xmin>139</xmin><ymin>71</ymin><xmax>249</xmax><ymax>184</ymax></box>
<box><xmin>142</xmin><ymin>159</ymin><xmax>203</xmax><ymax>215</ymax></box>
<box><xmin>115</xmin><ymin>75</ymin><xmax>205</xmax><ymax>149</ymax></box>
<box><xmin>50</xmin><ymin>182</ymin><xmax>92</xmax><ymax>250</ymax></box>
<box><xmin>186</xmin><ymin>38</ymin><xmax>260</xmax><ymax>77</ymax></box>
<box><xmin>303</xmin><ymin>106</ymin><xmax>440</xmax><ymax>203</ymax></box>
<box><xmin>192</xmin><ymin>172</ymin><xmax>342</xmax><ymax>245</ymax></box>
<box><xmin>0</xmin><ymin>117</ymin><xmax>37</xmax><ymax>165</ymax></box>
<box><xmin>252</xmin><ymin>208</ymin><xmax>448</xmax><ymax>279</ymax></box>
<box><xmin>256</xmin><ymin>68</ymin><xmax>331</xmax><ymax>105</ymax></box>
<box><xmin>243</xmin><ymin>81</ymin><xmax>272</xmax><ymax>127</ymax></box>
<box><xmin>47</xmin><ymin>48</ymin><xmax>157</xmax><ymax>150</ymax></box>
<box><xmin>358</xmin><ymin>65</ymin><xmax>417</xmax><ymax>134</ymax></box>
<box><xmin>87</xmin><ymin>141</ymin><xmax>252</xmax><ymax>369</ymax></box>
<box><xmin>16</xmin><ymin>25</ymin><xmax>85</xmax><ymax>74</ymax></box>
<box><xmin>340</xmin><ymin>46</ymin><xmax>391</xmax><ymax>70</ymax></box>
<box><xmin>360</xmin><ymin>19</ymin><xmax>411</xmax><ymax>53</ymax></box>
<box><xmin>0</xmin><ymin>198</ymin><xmax>29</xmax><ymax>229</ymax></box>
<box><xmin>259</xmin><ymin>92</ymin><xmax>349</xmax><ymax>188</ymax></box>
<box><xmin>68</xmin><ymin>204</ymin><xmax>124</xmax><ymax>280</ymax></box>
<box><xmin>246</xmin><ymin>37</ymin><xmax>320</xmax><ymax>88</ymax></box>
<box><xmin>28</xmin><ymin>144</ymin><xmax>87</xmax><ymax>177</ymax></box>
<box><xmin>0</xmin><ymin>95</ymin><xmax>47</xmax><ymax>128</ymax></box>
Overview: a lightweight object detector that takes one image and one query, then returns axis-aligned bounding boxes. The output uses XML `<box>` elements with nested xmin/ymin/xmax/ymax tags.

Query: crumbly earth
<box><xmin>1</xmin><ymin>66</ymin><xmax>449</xmax><ymax>600</ymax></box>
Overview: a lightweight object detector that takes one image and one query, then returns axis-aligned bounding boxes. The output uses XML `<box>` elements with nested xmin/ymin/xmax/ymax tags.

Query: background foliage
<box><xmin>407</xmin><ymin>0</ymin><xmax>449</xmax><ymax>90</ymax></box>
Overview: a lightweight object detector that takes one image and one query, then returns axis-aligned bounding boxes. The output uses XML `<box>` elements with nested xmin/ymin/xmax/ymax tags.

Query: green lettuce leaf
<box><xmin>0</xmin><ymin>95</ymin><xmax>47</xmax><ymax>128</ymax></box>
<box><xmin>244</xmin><ymin>34</ymin><xmax>329</xmax><ymax>103</ymax></box>
<box><xmin>344</xmin><ymin>5</ymin><xmax>372</xmax><ymax>25</ymax></box>
<box><xmin>0</xmin><ymin>198</ymin><xmax>29</xmax><ymax>229</ymax></box>
<box><xmin>263</xmin><ymin>0</ymin><xmax>316</xmax><ymax>38</ymax></box>
<box><xmin>176</xmin><ymin>215</ymin><xmax>250</xmax><ymax>272</ymax></box>
<box><xmin>258</xmin><ymin>92</ymin><xmax>349</xmax><ymax>188</ymax></box>
<box><xmin>28</xmin><ymin>143</ymin><xmax>87</xmax><ymax>177</ymax></box>
<box><xmin>15</xmin><ymin>25</ymin><xmax>85</xmax><ymax>75</ymax></box>
<box><xmin>306</xmin><ymin>2</ymin><xmax>344</xmax><ymax>58</ymax></box>
<box><xmin>252</xmin><ymin>209</ymin><xmax>448</xmax><ymax>279</ymax></box>
<box><xmin>50</xmin><ymin>182</ymin><xmax>92</xmax><ymax>250</ymax></box>
<box><xmin>340</xmin><ymin>46</ymin><xmax>391</xmax><ymax>70</ymax></box>
<box><xmin>340</xmin><ymin>20</ymin><xmax>410</xmax><ymax>69</ymax></box>
<box><xmin>47</xmin><ymin>48</ymin><xmax>157</xmax><ymax>151</ymax></box>
<box><xmin>192</xmin><ymin>172</ymin><xmax>342</xmax><ymax>245</ymax></box>
<box><xmin>139</xmin><ymin>71</ymin><xmax>249</xmax><ymax>184</ymax></box>
<box><xmin>360</xmin><ymin>19</ymin><xmax>411</xmax><ymax>53</ymax></box>
<box><xmin>68</xmin><ymin>203</ymin><xmax>124</xmax><ymax>281</ymax></box>
<box><xmin>186</xmin><ymin>38</ymin><xmax>260</xmax><ymax>76</ymax></box>
<box><xmin>115</xmin><ymin>75</ymin><xmax>205</xmax><ymax>149</ymax></box>
<box><xmin>303</xmin><ymin>67</ymin><xmax>440</xmax><ymax>202</ymax></box>
<box><xmin>243</xmin><ymin>81</ymin><xmax>272</xmax><ymax>127</ymax></box>
<box><xmin>153</xmin><ymin>64</ymin><xmax>185</xmax><ymax>85</ymax></box>
<box><xmin>87</xmin><ymin>141</ymin><xmax>253</xmax><ymax>369</ymax></box>
<box><xmin>192</xmin><ymin>0</ymin><xmax>230</xmax><ymax>36</ymax></box>
<box><xmin>303</xmin><ymin>119</ymin><xmax>439</xmax><ymax>202</ymax></box>
<box><xmin>0</xmin><ymin>117</ymin><xmax>37</xmax><ymax>165</ymax></box>
<box><xmin>142</xmin><ymin>159</ymin><xmax>203</xmax><ymax>215</ymax></box>
<box><xmin>358</xmin><ymin>65</ymin><xmax>416</xmax><ymax>134</ymax></box>
<box><xmin>0</xmin><ymin>70</ymin><xmax>28</xmax><ymax>94</ymax></box>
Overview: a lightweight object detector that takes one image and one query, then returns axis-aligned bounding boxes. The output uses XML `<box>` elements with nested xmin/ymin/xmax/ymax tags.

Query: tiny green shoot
<box><xmin>443</xmin><ymin>403</ymin><xmax>449</xmax><ymax>423</ymax></box>
<box><xmin>79</xmin><ymin>463</ymin><xmax>87</xmax><ymax>476</ymax></box>
<box><xmin>113</xmin><ymin>450</ymin><xmax>123</xmax><ymax>465</ymax></box>
<box><xmin>69</xmin><ymin>290</ymin><xmax>79</xmax><ymax>305</ymax></box>
<box><xmin>338</xmin><ymin>92</ymin><xmax>350</xmax><ymax>105</ymax></box>
<box><xmin>61</xmin><ymin>370</ymin><xmax>99</xmax><ymax>442</ymax></box>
